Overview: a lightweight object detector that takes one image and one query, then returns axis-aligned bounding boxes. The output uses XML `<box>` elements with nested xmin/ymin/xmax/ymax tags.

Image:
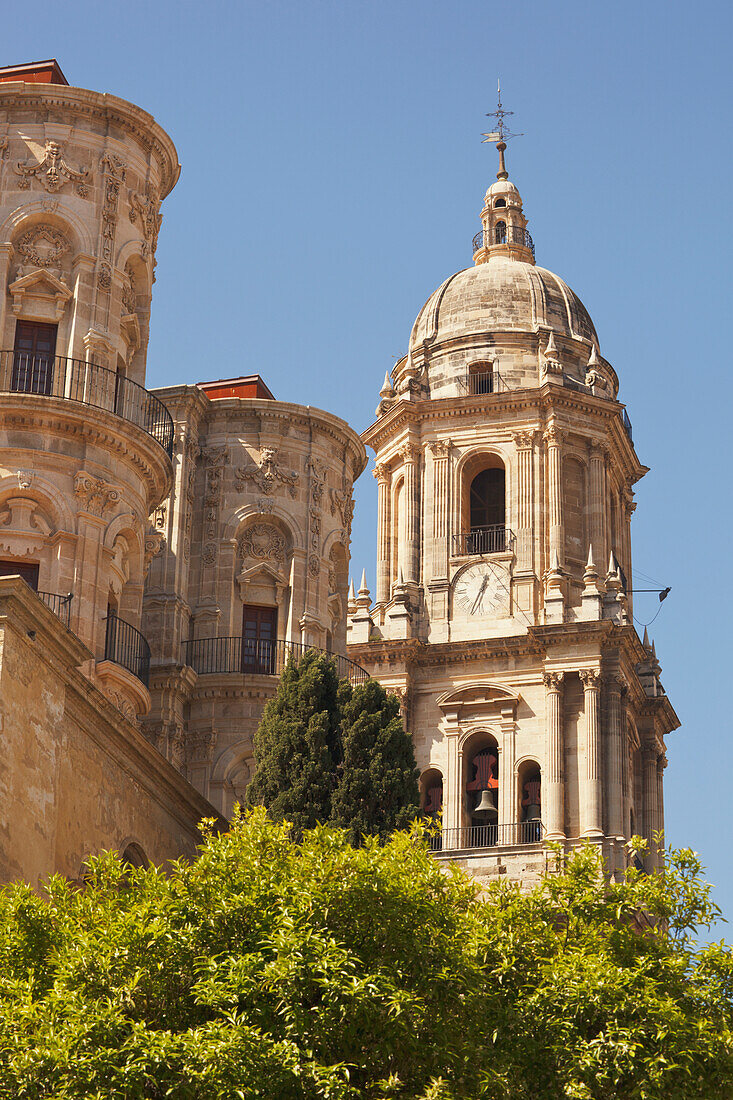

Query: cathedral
<box><xmin>0</xmin><ymin>60</ymin><xmax>677</xmax><ymax>889</ymax></box>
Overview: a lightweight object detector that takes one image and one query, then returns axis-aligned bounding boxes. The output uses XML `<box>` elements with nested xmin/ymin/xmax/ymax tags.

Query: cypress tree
<box><xmin>246</xmin><ymin>650</ymin><xmax>341</xmax><ymax>834</ymax></box>
<box><xmin>331</xmin><ymin>678</ymin><xmax>420</xmax><ymax>843</ymax></box>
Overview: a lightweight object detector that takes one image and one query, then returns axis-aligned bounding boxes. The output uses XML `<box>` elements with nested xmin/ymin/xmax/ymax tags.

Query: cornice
<box><xmin>0</xmin><ymin>395</ymin><xmax>173</xmax><ymax>509</ymax></box>
<box><xmin>0</xmin><ymin>83</ymin><xmax>180</xmax><ymax>196</ymax></box>
<box><xmin>362</xmin><ymin>383</ymin><xmax>647</xmax><ymax>485</ymax></box>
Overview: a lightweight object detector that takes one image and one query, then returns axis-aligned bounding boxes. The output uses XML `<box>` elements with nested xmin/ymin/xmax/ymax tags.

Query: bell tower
<box><xmin>348</xmin><ymin>101</ymin><xmax>678</xmax><ymax>884</ymax></box>
<box><xmin>0</xmin><ymin>60</ymin><xmax>180</xmax><ymax>720</ymax></box>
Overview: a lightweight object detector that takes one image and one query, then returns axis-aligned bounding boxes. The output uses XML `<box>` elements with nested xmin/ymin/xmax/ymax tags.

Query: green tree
<box><xmin>246</xmin><ymin>650</ymin><xmax>341</xmax><ymax>834</ymax></box>
<box><xmin>332</xmin><ymin>679</ymin><xmax>420</xmax><ymax>843</ymax></box>
<box><xmin>0</xmin><ymin>819</ymin><xmax>732</xmax><ymax>1098</ymax></box>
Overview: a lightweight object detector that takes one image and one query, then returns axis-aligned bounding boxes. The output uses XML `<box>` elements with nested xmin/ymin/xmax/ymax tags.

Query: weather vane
<box><xmin>482</xmin><ymin>80</ymin><xmax>523</xmax><ymax>180</ymax></box>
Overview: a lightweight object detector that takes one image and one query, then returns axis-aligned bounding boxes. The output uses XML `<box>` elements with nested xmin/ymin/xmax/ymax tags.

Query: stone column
<box><xmin>605</xmin><ymin>676</ymin><xmax>625</xmax><ymax>837</ymax></box>
<box><xmin>588</xmin><ymin>443</ymin><xmax>608</xmax><ymax>565</ymax></box>
<box><xmin>544</xmin><ymin>426</ymin><xmax>564</xmax><ymax>567</ymax></box>
<box><xmin>374</xmin><ymin>463</ymin><xmax>391</xmax><ymax>605</ymax></box>
<box><xmin>499</xmin><ymin>706</ymin><xmax>517</xmax><ymax>842</ymax></box>
<box><xmin>579</xmin><ymin>669</ymin><xmax>603</xmax><ymax>836</ymax></box>
<box><xmin>513</xmin><ymin>430</ymin><xmax>537</xmax><ymax>570</ymax></box>
<box><xmin>656</xmin><ymin>752</ymin><xmax>667</xmax><ymax>860</ymax></box>
<box><xmin>401</xmin><ymin>443</ymin><xmax>420</xmax><ymax>585</ymax></box>
<box><xmin>543</xmin><ymin>671</ymin><xmax>565</xmax><ymax>839</ymax></box>
<box><xmin>642</xmin><ymin>744</ymin><xmax>659</xmax><ymax>847</ymax></box>
<box><xmin>427</xmin><ymin>440</ymin><xmax>451</xmax><ymax>579</ymax></box>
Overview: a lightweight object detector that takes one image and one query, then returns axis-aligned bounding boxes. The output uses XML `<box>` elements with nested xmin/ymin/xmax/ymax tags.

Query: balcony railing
<box><xmin>429</xmin><ymin>821</ymin><xmax>545</xmax><ymax>851</ymax></box>
<box><xmin>0</xmin><ymin>351</ymin><xmax>174</xmax><ymax>458</ymax></box>
<box><xmin>467</xmin><ymin>370</ymin><xmax>505</xmax><ymax>396</ymax></box>
<box><xmin>104</xmin><ymin>614</ymin><xmax>151</xmax><ymax>688</ymax></box>
<box><xmin>472</xmin><ymin>226</ymin><xmax>535</xmax><ymax>259</ymax></box>
<box><xmin>451</xmin><ymin>525</ymin><xmax>515</xmax><ymax>557</ymax></box>
<box><xmin>38</xmin><ymin>590</ymin><xmax>72</xmax><ymax>627</ymax></box>
<box><xmin>622</xmin><ymin>409</ymin><xmax>633</xmax><ymax>442</ymax></box>
<box><xmin>182</xmin><ymin>636</ymin><xmax>370</xmax><ymax>685</ymax></box>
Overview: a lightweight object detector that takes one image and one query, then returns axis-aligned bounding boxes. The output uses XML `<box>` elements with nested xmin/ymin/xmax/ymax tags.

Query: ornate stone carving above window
<box><xmin>238</xmin><ymin>522</ymin><xmax>285</xmax><ymax>565</ymax></box>
<box><xmin>15</xmin><ymin>224</ymin><xmax>70</xmax><ymax>273</ymax></box>
<box><xmin>236</xmin><ymin>448</ymin><xmax>299</xmax><ymax>498</ymax></box>
<box><xmin>14</xmin><ymin>140</ymin><xmax>90</xmax><ymax>196</ymax></box>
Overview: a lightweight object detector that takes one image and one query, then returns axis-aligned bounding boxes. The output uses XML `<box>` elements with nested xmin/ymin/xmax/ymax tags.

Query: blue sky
<box><xmin>6</xmin><ymin>0</ymin><xmax>732</xmax><ymax>922</ymax></box>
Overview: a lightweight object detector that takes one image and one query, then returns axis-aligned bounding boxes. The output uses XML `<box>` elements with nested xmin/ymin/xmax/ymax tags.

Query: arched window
<box><xmin>121</xmin><ymin>843</ymin><xmax>148</xmax><ymax>869</ymax></box>
<box><xmin>468</xmin><ymin>468</ymin><xmax>505</xmax><ymax>553</ymax></box>
<box><xmin>494</xmin><ymin>220</ymin><xmax>507</xmax><ymax>244</ymax></box>
<box><xmin>494</xmin><ymin>198</ymin><xmax>506</xmax><ymax>208</ymax></box>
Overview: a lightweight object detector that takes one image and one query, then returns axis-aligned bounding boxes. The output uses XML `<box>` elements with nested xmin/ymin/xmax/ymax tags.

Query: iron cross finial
<box><xmin>481</xmin><ymin>80</ymin><xmax>523</xmax><ymax>180</ymax></box>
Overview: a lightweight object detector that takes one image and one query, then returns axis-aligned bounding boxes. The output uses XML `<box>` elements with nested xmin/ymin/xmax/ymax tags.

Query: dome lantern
<box><xmin>475</xmin><ymin>84</ymin><xmax>535</xmax><ymax>266</ymax></box>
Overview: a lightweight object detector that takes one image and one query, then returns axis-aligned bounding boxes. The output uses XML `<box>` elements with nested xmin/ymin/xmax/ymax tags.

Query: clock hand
<box><xmin>471</xmin><ymin>575</ymin><xmax>489</xmax><ymax>614</ymax></box>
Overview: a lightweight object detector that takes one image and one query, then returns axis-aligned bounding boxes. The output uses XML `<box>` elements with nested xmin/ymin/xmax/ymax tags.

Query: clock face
<box><xmin>454</xmin><ymin>563</ymin><xmax>504</xmax><ymax>617</ymax></box>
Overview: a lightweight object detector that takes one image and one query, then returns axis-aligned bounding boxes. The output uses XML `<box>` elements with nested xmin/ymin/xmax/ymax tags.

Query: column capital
<box><xmin>543</xmin><ymin>670</ymin><xmax>565</xmax><ymax>692</ymax></box>
<box><xmin>603</xmin><ymin>673</ymin><xmax>627</xmax><ymax>696</ymax></box>
<box><xmin>513</xmin><ymin>429</ymin><xmax>539</xmax><ymax>450</ymax></box>
<box><xmin>373</xmin><ymin>462</ymin><xmax>390</xmax><ymax>484</ymax></box>
<box><xmin>543</xmin><ymin>425</ymin><xmax>563</xmax><ymax>448</ymax></box>
<box><xmin>579</xmin><ymin>668</ymin><xmax>602</xmax><ymax>689</ymax></box>
<box><xmin>399</xmin><ymin>442</ymin><xmax>420</xmax><ymax>464</ymax></box>
<box><xmin>427</xmin><ymin>438</ymin><xmax>452</xmax><ymax>458</ymax></box>
<box><xmin>587</xmin><ymin>439</ymin><xmax>611</xmax><ymax>460</ymax></box>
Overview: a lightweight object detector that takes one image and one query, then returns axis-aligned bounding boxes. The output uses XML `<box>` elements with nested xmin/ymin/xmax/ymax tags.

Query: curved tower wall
<box><xmin>0</xmin><ymin>71</ymin><xmax>179</xmax><ymax>718</ymax></box>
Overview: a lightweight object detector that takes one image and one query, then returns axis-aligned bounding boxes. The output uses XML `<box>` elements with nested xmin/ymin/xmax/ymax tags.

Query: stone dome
<box><xmin>408</xmin><ymin>256</ymin><xmax>599</xmax><ymax>353</ymax></box>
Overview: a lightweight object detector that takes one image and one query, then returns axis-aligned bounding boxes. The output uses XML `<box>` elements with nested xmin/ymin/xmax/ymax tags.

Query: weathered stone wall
<box><xmin>0</xmin><ymin>578</ymin><xmax>216</xmax><ymax>890</ymax></box>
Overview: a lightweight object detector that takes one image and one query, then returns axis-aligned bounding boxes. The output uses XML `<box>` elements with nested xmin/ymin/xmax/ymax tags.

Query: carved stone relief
<box><xmin>129</xmin><ymin>184</ymin><xmax>162</xmax><ymax>260</ymax></box>
<box><xmin>15</xmin><ymin>224</ymin><xmax>70</xmax><ymax>276</ymax></box>
<box><xmin>236</xmin><ymin>448</ymin><xmax>299</xmax><ymax>497</ymax></box>
<box><xmin>97</xmin><ymin>153</ymin><xmax>126</xmax><ymax>291</ymax></box>
<box><xmin>73</xmin><ymin>472</ymin><xmax>121</xmax><ymax>516</ymax></box>
<box><xmin>15</xmin><ymin>140</ymin><xmax>90</xmax><ymax>196</ymax></box>
<box><xmin>238</xmin><ymin>523</ymin><xmax>285</xmax><ymax>564</ymax></box>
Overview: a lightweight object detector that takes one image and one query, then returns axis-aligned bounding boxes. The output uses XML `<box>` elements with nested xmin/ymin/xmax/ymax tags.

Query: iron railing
<box><xmin>622</xmin><ymin>409</ymin><xmax>633</xmax><ymax>442</ymax></box>
<box><xmin>472</xmin><ymin>226</ymin><xmax>535</xmax><ymax>259</ymax></box>
<box><xmin>38</xmin><ymin>590</ymin><xmax>72</xmax><ymax>627</ymax></box>
<box><xmin>467</xmin><ymin>369</ymin><xmax>505</xmax><ymax>396</ymax></box>
<box><xmin>104</xmin><ymin>614</ymin><xmax>151</xmax><ymax>688</ymax></box>
<box><xmin>182</xmin><ymin>636</ymin><xmax>370</xmax><ymax>685</ymax></box>
<box><xmin>452</xmin><ymin>525</ymin><xmax>515</xmax><ymax>557</ymax></box>
<box><xmin>429</xmin><ymin>821</ymin><xmax>545</xmax><ymax>851</ymax></box>
<box><xmin>0</xmin><ymin>351</ymin><xmax>174</xmax><ymax>458</ymax></box>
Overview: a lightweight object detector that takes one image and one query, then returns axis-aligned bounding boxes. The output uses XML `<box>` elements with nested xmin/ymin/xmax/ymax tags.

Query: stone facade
<box><xmin>141</xmin><ymin>382</ymin><xmax>366</xmax><ymax>817</ymax></box>
<box><xmin>0</xmin><ymin>62</ymin><xmax>220</xmax><ymax>886</ymax></box>
<box><xmin>348</xmin><ymin>160</ymin><xmax>678</xmax><ymax>885</ymax></box>
<box><xmin>0</xmin><ymin>577</ymin><xmax>213</xmax><ymax>889</ymax></box>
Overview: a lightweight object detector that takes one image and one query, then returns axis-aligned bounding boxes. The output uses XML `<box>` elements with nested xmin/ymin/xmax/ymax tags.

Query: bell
<box><xmin>525</xmin><ymin>802</ymin><xmax>541</xmax><ymax>822</ymax></box>
<box><xmin>474</xmin><ymin>788</ymin><xmax>498</xmax><ymax>820</ymax></box>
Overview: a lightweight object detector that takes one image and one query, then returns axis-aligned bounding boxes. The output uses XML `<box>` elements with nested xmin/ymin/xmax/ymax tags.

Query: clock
<box><xmin>454</xmin><ymin>563</ymin><xmax>505</xmax><ymax>617</ymax></box>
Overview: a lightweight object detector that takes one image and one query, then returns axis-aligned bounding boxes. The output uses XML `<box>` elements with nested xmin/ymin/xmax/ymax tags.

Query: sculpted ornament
<box><xmin>543</xmin><ymin>671</ymin><xmax>565</xmax><ymax>692</ymax></box>
<box><xmin>579</xmin><ymin>669</ymin><xmax>601</xmax><ymax>690</ymax></box>
<box><xmin>330</xmin><ymin>482</ymin><xmax>354</xmax><ymax>532</ymax></box>
<box><xmin>129</xmin><ymin>184</ymin><xmax>162</xmax><ymax>257</ymax></box>
<box><xmin>237</xmin><ymin>448</ymin><xmax>299</xmax><ymax>498</ymax></box>
<box><xmin>238</xmin><ymin>523</ymin><xmax>285</xmax><ymax>565</ymax></box>
<box><xmin>513</xmin><ymin>430</ymin><xmax>538</xmax><ymax>450</ymax></box>
<box><xmin>16</xmin><ymin>470</ymin><xmax>33</xmax><ymax>490</ymax></box>
<box><xmin>15</xmin><ymin>224</ymin><xmax>70</xmax><ymax>271</ymax></box>
<box><xmin>15</xmin><ymin>140</ymin><xmax>90</xmax><ymax>195</ymax></box>
<box><xmin>73</xmin><ymin>472</ymin><xmax>120</xmax><ymax>516</ymax></box>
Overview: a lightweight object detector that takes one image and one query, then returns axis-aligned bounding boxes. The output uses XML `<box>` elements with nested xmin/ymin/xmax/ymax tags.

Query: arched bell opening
<box><xmin>420</xmin><ymin>767</ymin><xmax>443</xmax><ymax>818</ymax></box>
<box><xmin>517</xmin><ymin>760</ymin><xmax>542</xmax><ymax>843</ymax></box>
<box><xmin>494</xmin><ymin>220</ymin><xmax>507</xmax><ymax>244</ymax></box>
<box><xmin>459</xmin><ymin>454</ymin><xmax>506</xmax><ymax>555</ymax></box>
<box><xmin>464</xmin><ymin>735</ymin><xmax>499</xmax><ymax>847</ymax></box>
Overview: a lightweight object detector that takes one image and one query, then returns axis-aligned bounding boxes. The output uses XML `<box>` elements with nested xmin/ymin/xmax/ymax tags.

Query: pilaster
<box><xmin>543</xmin><ymin>670</ymin><xmax>565</xmax><ymax>839</ymax></box>
<box><xmin>579</xmin><ymin>669</ymin><xmax>603</xmax><ymax>836</ymax></box>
